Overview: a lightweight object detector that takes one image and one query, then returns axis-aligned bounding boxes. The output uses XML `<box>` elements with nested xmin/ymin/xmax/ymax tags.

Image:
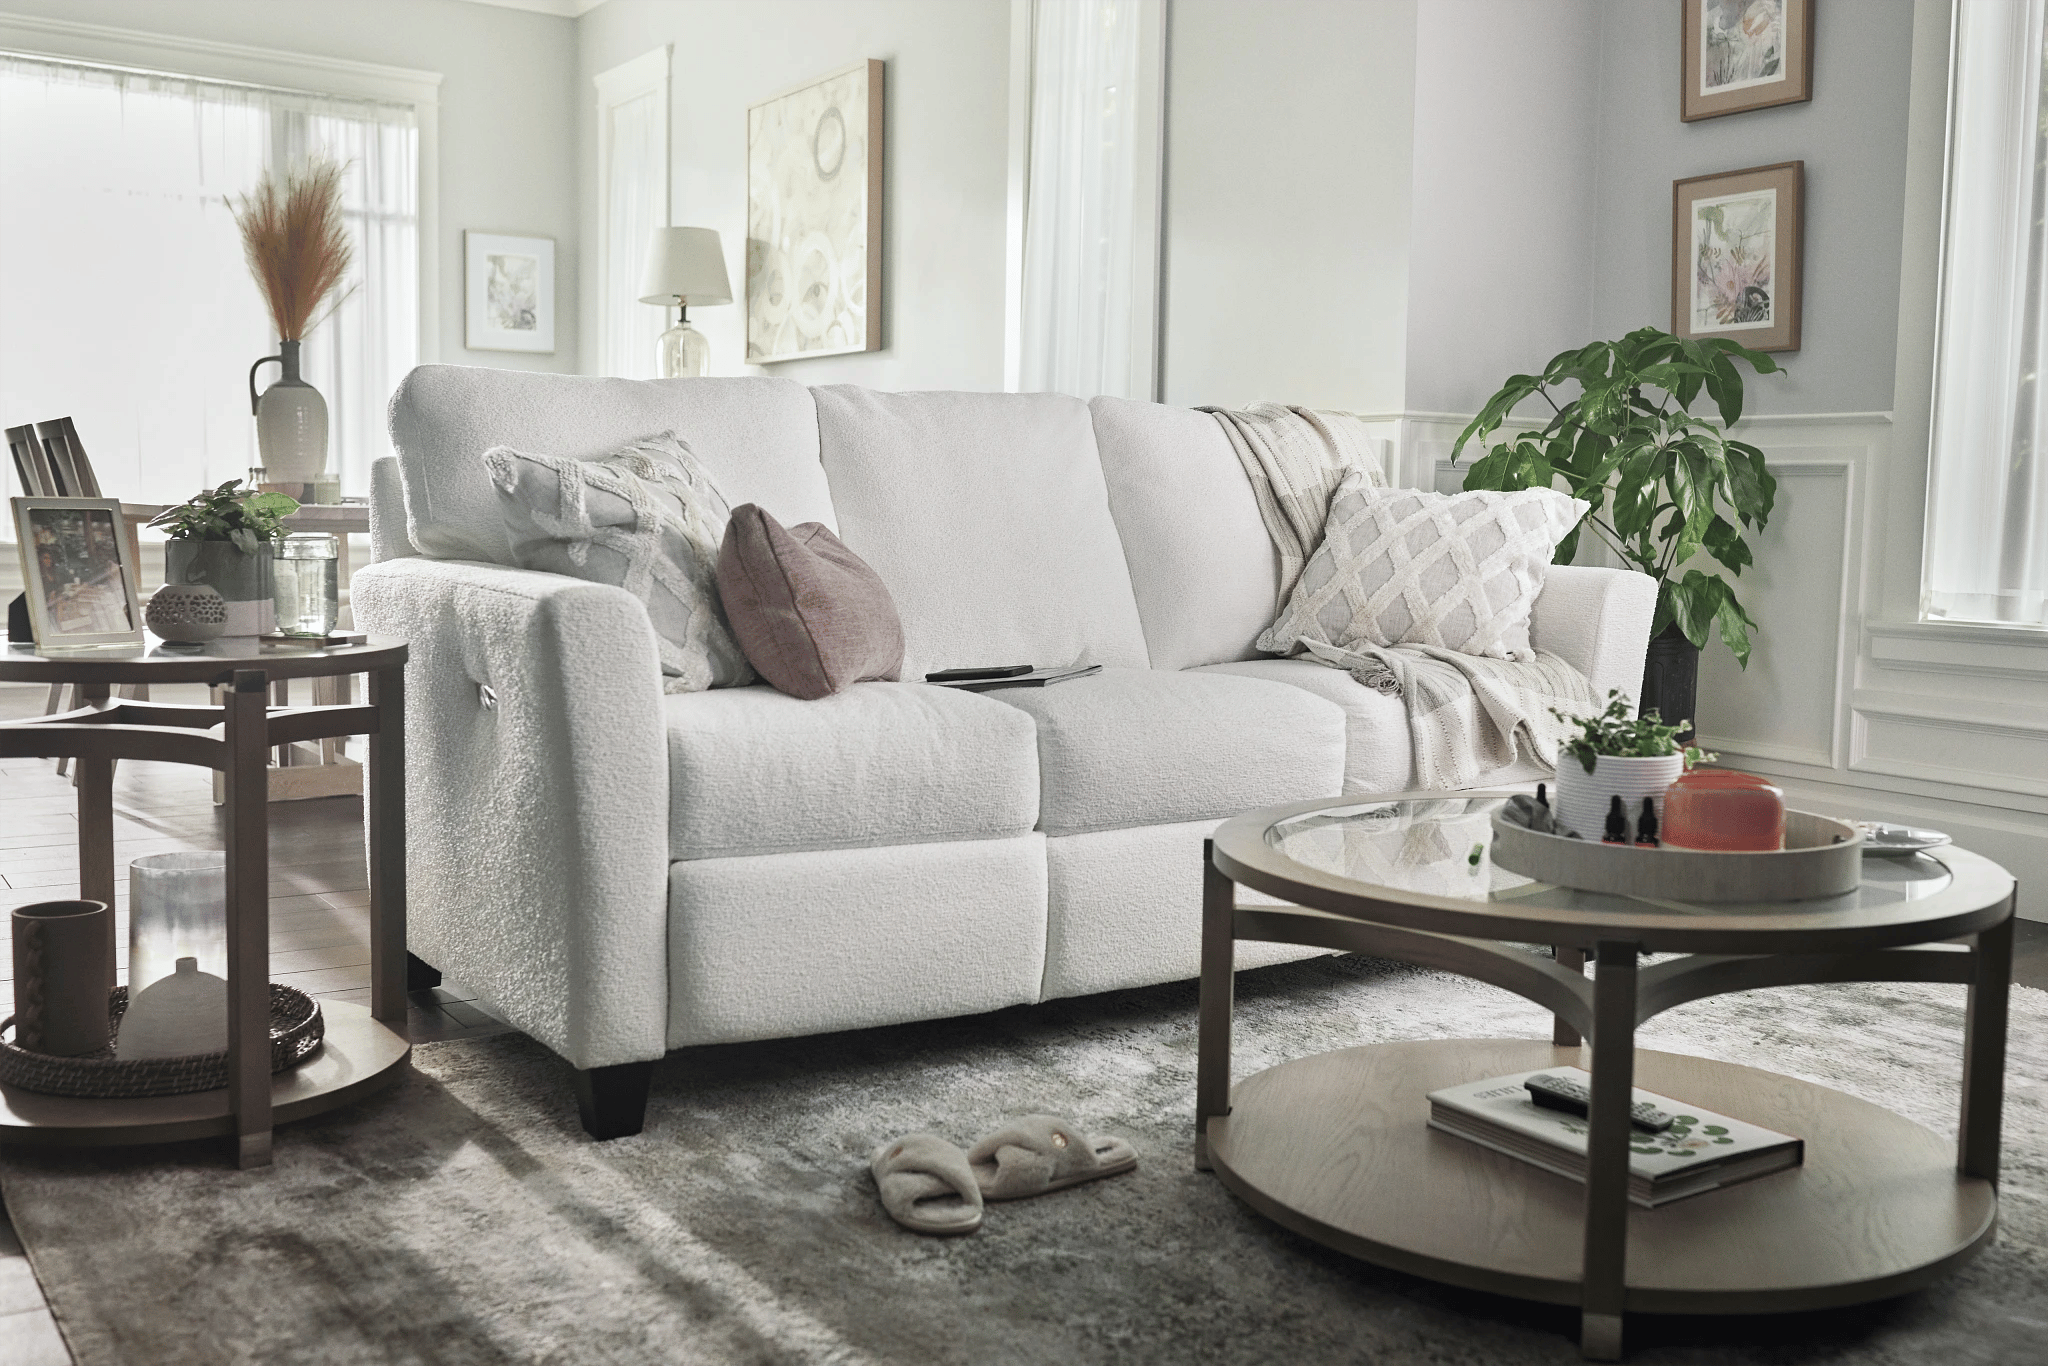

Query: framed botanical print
<box><xmin>1672</xmin><ymin>161</ymin><xmax>1804</xmax><ymax>352</ymax></box>
<box><xmin>11</xmin><ymin>496</ymin><xmax>145</xmax><ymax>650</ymax></box>
<box><xmin>1683</xmin><ymin>0</ymin><xmax>1814</xmax><ymax>121</ymax></box>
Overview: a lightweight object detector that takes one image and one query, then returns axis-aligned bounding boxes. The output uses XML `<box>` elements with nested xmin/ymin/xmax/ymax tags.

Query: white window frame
<box><xmin>1003</xmin><ymin>0</ymin><xmax>1168</xmax><ymax>400</ymax></box>
<box><xmin>594</xmin><ymin>46</ymin><xmax>670</xmax><ymax>379</ymax></box>
<box><xmin>0</xmin><ymin>9</ymin><xmax>443</xmax><ymax>364</ymax></box>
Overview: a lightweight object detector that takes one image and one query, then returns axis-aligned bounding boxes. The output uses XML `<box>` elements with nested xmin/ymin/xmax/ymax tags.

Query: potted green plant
<box><xmin>1549</xmin><ymin>690</ymin><xmax>1716</xmax><ymax>841</ymax></box>
<box><xmin>149</xmin><ymin>481</ymin><xmax>299</xmax><ymax>636</ymax></box>
<box><xmin>1452</xmin><ymin>325</ymin><xmax>1781</xmax><ymax>728</ymax></box>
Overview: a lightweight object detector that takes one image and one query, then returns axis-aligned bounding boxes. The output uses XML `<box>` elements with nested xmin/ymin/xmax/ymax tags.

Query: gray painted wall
<box><xmin>2</xmin><ymin>0</ymin><xmax>583</xmax><ymax>375</ymax></box>
<box><xmin>1161</xmin><ymin>0</ymin><xmax>1417</xmax><ymax>414</ymax></box>
<box><xmin>1405</xmin><ymin>0</ymin><xmax>1602</xmax><ymax>417</ymax></box>
<box><xmin>1589</xmin><ymin>0</ymin><xmax>1917</xmax><ymax>415</ymax></box>
<box><xmin>575</xmin><ymin>0</ymin><xmax>1012</xmax><ymax>390</ymax></box>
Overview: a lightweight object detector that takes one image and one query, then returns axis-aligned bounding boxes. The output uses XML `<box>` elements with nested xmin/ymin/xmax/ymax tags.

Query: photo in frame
<box><xmin>746</xmin><ymin>59</ymin><xmax>884</xmax><ymax>364</ymax></box>
<box><xmin>11</xmin><ymin>496</ymin><xmax>144</xmax><ymax>650</ymax></box>
<box><xmin>1672</xmin><ymin>161</ymin><xmax>1804</xmax><ymax>353</ymax></box>
<box><xmin>464</xmin><ymin>232</ymin><xmax>556</xmax><ymax>353</ymax></box>
<box><xmin>1682</xmin><ymin>0</ymin><xmax>1814</xmax><ymax>122</ymax></box>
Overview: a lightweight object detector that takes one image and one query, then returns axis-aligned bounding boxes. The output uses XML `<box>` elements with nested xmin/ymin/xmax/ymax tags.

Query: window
<box><xmin>1923</xmin><ymin>0</ymin><xmax>2048</xmax><ymax>626</ymax></box>
<box><xmin>1009</xmin><ymin>0</ymin><xmax>1167</xmax><ymax>401</ymax></box>
<box><xmin>0</xmin><ymin>51</ymin><xmax>418</xmax><ymax>504</ymax></box>
<box><xmin>596</xmin><ymin>47</ymin><xmax>669</xmax><ymax>380</ymax></box>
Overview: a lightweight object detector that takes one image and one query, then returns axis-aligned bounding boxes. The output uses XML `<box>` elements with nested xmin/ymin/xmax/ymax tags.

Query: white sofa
<box><xmin>353</xmin><ymin>367</ymin><xmax>1657</xmax><ymax>1137</ymax></box>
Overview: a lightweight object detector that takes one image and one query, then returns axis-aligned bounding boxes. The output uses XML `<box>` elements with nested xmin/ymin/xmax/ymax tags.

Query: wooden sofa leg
<box><xmin>574</xmin><ymin>1061</ymin><xmax>656</xmax><ymax>1140</ymax></box>
<box><xmin>406</xmin><ymin>952</ymin><xmax>442</xmax><ymax>991</ymax></box>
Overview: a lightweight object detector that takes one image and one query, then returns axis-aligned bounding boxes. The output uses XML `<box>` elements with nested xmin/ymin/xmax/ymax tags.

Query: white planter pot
<box><xmin>1552</xmin><ymin>752</ymin><xmax>1685</xmax><ymax>842</ymax></box>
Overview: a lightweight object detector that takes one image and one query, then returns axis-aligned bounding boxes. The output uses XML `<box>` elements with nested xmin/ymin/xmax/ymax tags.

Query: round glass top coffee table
<box><xmin>1199</xmin><ymin>793</ymin><xmax>2017</xmax><ymax>1361</ymax></box>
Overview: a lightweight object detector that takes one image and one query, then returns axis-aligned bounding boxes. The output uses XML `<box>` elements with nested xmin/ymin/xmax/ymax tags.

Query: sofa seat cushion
<box><xmin>985</xmin><ymin>667</ymin><xmax>1344</xmax><ymax>837</ymax></box>
<box><xmin>1197</xmin><ymin>658</ymin><xmax>1548</xmax><ymax>794</ymax></box>
<box><xmin>664</xmin><ymin>682</ymin><xmax>1040</xmax><ymax>859</ymax></box>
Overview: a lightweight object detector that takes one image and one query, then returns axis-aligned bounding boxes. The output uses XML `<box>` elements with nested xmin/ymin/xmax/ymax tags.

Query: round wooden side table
<box><xmin>1201</xmin><ymin>793</ymin><xmax>2017</xmax><ymax>1361</ymax></box>
<box><xmin>0</xmin><ymin>636</ymin><xmax>411</xmax><ymax>1168</ymax></box>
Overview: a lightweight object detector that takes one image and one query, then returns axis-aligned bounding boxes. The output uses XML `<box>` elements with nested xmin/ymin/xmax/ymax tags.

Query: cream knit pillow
<box><xmin>484</xmin><ymin>431</ymin><xmax>754</xmax><ymax>692</ymax></box>
<box><xmin>1259</xmin><ymin>470</ymin><xmax>1587</xmax><ymax>662</ymax></box>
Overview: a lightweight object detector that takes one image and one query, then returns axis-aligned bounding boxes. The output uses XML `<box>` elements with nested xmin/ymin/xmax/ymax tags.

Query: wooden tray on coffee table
<box><xmin>1490</xmin><ymin>809</ymin><xmax>1862</xmax><ymax>903</ymax></box>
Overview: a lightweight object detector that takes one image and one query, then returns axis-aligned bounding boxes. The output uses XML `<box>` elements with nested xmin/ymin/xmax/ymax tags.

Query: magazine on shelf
<box><xmin>1426</xmin><ymin>1067</ymin><xmax>1803</xmax><ymax>1208</ymax></box>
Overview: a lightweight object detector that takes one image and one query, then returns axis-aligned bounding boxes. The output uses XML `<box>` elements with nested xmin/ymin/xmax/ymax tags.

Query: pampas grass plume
<box><xmin>232</xmin><ymin>157</ymin><xmax>354</xmax><ymax>342</ymax></box>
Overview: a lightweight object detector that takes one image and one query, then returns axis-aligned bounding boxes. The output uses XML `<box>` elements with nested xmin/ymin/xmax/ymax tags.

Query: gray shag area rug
<box><xmin>4</xmin><ymin>955</ymin><xmax>2046</xmax><ymax>1366</ymax></box>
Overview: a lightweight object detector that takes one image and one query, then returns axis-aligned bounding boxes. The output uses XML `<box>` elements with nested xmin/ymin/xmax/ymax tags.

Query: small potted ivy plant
<box><xmin>148</xmin><ymin>480</ymin><xmax>299</xmax><ymax>636</ymax></box>
<box><xmin>1549</xmin><ymin>690</ymin><xmax>1715</xmax><ymax>841</ymax></box>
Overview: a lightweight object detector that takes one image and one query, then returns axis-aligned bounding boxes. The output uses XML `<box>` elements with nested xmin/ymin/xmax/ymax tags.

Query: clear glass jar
<box><xmin>272</xmin><ymin>532</ymin><xmax>338</xmax><ymax>638</ymax></box>
<box><xmin>128</xmin><ymin>852</ymin><xmax>226</xmax><ymax>994</ymax></box>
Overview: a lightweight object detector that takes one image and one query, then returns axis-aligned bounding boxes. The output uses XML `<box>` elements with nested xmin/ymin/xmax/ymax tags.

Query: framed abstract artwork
<box><xmin>464</xmin><ymin>231</ymin><xmax>556</xmax><ymax>353</ymax></box>
<box><xmin>1682</xmin><ymin>0</ymin><xmax>1814</xmax><ymax>121</ymax></box>
<box><xmin>746</xmin><ymin>59</ymin><xmax>884</xmax><ymax>364</ymax></box>
<box><xmin>1672</xmin><ymin>161</ymin><xmax>1804</xmax><ymax>353</ymax></box>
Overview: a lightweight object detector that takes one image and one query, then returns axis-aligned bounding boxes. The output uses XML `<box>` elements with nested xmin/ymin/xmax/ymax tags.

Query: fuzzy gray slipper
<box><xmin>967</xmin><ymin>1115</ymin><xmax>1138</xmax><ymax>1200</ymax></box>
<box><xmin>870</xmin><ymin>1132</ymin><xmax>984</xmax><ymax>1235</ymax></box>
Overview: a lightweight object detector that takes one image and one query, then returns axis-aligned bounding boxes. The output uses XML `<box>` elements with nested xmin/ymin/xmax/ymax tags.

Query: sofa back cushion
<box><xmin>811</xmin><ymin>386</ymin><xmax>1149</xmax><ymax>680</ymax></box>
<box><xmin>1088</xmin><ymin>396</ymin><xmax>1281</xmax><ymax>671</ymax></box>
<box><xmin>389</xmin><ymin>366</ymin><xmax>835</xmax><ymax>565</ymax></box>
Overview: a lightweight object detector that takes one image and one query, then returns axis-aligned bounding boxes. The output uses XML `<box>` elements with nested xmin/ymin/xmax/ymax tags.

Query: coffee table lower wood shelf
<box><xmin>0</xmin><ymin>1002</ymin><xmax>410</xmax><ymax>1147</ymax></box>
<box><xmin>1208</xmin><ymin>1037</ymin><xmax>1996</xmax><ymax>1316</ymax></box>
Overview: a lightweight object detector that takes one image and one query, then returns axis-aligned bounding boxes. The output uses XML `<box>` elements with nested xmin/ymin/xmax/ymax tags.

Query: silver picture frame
<box><xmin>11</xmin><ymin>496</ymin><xmax>145</xmax><ymax>652</ymax></box>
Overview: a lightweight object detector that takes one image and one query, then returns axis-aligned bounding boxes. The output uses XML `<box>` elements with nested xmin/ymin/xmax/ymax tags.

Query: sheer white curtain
<box><xmin>1017</xmin><ymin>0</ymin><xmax>1163</xmax><ymax>400</ymax></box>
<box><xmin>1924</xmin><ymin>0</ymin><xmax>2048</xmax><ymax>626</ymax></box>
<box><xmin>597</xmin><ymin>51</ymin><xmax>668</xmax><ymax>379</ymax></box>
<box><xmin>0</xmin><ymin>54</ymin><xmax>417</xmax><ymax>504</ymax></box>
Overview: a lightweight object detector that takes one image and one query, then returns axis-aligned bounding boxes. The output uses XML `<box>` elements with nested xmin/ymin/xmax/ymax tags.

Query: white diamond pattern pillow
<box><xmin>484</xmin><ymin>431</ymin><xmax>754</xmax><ymax>693</ymax></box>
<box><xmin>1259</xmin><ymin>470</ymin><xmax>1587</xmax><ymax>662</ymax></box>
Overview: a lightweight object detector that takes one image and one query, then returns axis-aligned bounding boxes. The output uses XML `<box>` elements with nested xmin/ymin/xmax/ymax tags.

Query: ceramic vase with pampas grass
<box><xmin>236</xmin><ymin>157</ymin><xmax>353</xmax><ymax>504</ymax></box>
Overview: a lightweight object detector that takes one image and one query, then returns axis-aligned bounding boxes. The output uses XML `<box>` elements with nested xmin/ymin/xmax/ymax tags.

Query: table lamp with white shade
<box><xmin>639</xmin><ymin>226</ymin><xmax>732</xmax><ymax>378</ymax></box>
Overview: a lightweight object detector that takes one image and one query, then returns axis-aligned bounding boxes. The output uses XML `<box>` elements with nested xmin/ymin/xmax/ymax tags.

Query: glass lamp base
<box><xmin>657</xmin><ymin>323</ymin><xmax>711</xmax><ymax>378</ymax></box>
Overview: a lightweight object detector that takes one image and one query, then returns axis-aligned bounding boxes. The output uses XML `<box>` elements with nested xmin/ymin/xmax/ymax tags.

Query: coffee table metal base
<box><xmin>1207</xmin><ymin>1038</ymin><xmax>1996</xmax><ymax>1317</ymax></box>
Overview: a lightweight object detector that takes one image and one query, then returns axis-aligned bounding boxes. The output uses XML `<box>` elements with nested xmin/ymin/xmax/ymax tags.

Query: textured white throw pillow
<box><xmin>483</xmin><ymin>431</ymin><xmax>754</xmax><ymax>692</ymax></box>
<box><xmin>1260</xmin><ymin>470</ymin><xmax>1588</xmax><ymax>661</ymax></box>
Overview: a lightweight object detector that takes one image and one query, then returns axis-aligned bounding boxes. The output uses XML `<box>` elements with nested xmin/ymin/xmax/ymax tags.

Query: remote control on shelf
<box><xmin>1524</xmin><ymin>1073</ymin><xmax>1675</xmax><ymax>1133</ymax></box>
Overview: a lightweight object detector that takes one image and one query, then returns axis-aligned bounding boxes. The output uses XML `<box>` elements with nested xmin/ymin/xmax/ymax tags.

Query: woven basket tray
<box><xmin>0</xmin><ymin>984</ymin><xmax>324</xmax><ymax>1099</ymax></box>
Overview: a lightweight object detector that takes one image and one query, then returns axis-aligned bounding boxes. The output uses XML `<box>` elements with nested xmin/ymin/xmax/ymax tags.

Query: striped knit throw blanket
<box><xmin>1204</xmin><ymin>403</ymin><xmax>1593</xmax><ymax>790</ymax></box>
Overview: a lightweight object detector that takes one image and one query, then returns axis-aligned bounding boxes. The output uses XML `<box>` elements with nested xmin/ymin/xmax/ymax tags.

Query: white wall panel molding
<box><xmin>1865</xmin><ymin>621</ymin><xmax>2048</xmax><ymax>678</ymax></box>
<box><xmin>1851</xmin><ymin>692</ymin><xmax>2048</xmax><ymax>800</ymax></box>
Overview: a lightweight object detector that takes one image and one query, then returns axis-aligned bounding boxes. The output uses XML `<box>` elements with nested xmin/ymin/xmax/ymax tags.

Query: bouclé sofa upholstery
<box><xmin>353</xmin><ymin>367</ymin><xmax>1657</xmax><ymax>1137</ymax></box>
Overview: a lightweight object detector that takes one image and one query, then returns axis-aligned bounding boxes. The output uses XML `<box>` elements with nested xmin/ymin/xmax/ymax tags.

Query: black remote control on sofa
<box><xmin>1525</xmin><ymin>1073</ymin><xmax>1675</xmax><ymax>1132</ymax></box>
<box><xmin>925</xmin><ymin>664</ymin><xmax>1033</xmax><ymax>682</ymax></box>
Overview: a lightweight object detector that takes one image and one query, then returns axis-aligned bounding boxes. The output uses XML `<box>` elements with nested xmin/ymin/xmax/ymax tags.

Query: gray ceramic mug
<box><xmin>10</xmin><ymin>900</ymin><xmax>111</xmax><ymax>1056</ymax></box>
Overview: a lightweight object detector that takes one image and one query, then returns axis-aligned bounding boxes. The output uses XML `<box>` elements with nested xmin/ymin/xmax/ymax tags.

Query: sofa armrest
<box><xmin>1528</xmin><ymin>566</ymin><xmax>1658</xmax><ymax>708</ymax></box>
<box><xmin>352</xmin><ymin>557</ymin><xmax>669</xmax><ymax>1068</ymax></box>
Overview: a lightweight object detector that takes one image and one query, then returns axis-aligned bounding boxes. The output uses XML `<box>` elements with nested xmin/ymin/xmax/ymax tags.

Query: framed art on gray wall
<box><xmin>746</xmin><ymin>59</ymin><xmax>884</xmax><ymax>364</ymax></box>
<box><xmin>1671</xmin><ymin>161</ymin><xmax>1804</xmax><ymax>353</ymax></box>
<box><xmin>1682</xmin><ymin>0</ymin><xmax>1814</xmax><ymax>121</ymax></box>
<box><xmin>464</xmin><ymin>231</ymin><xmax>556</xmax><ymax>353</ymax></box>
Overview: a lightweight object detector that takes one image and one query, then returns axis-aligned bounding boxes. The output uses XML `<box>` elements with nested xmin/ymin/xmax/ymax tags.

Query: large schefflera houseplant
<box><xmin>1452</xmin><ymin>326</ymin><xmax>1781</xmax><ymax>724</ymax></box>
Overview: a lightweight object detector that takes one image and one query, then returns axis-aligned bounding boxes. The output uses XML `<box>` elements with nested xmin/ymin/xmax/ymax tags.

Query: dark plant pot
<box><xmin>164</xmin><ymin>540</ymin><xmax>273</xmax><ymax>637</ymax></box>
<box><xmin>1640</xmin><ymin>623</ymin><xmax>1702</xmax><ymax>740</ymax></box>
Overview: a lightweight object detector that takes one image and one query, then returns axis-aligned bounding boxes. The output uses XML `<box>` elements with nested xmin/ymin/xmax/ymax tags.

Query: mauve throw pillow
<box><xmin>717</xmin><ymin>504</ymin><xmax>906</xmax><ymax>700</ymax></box>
